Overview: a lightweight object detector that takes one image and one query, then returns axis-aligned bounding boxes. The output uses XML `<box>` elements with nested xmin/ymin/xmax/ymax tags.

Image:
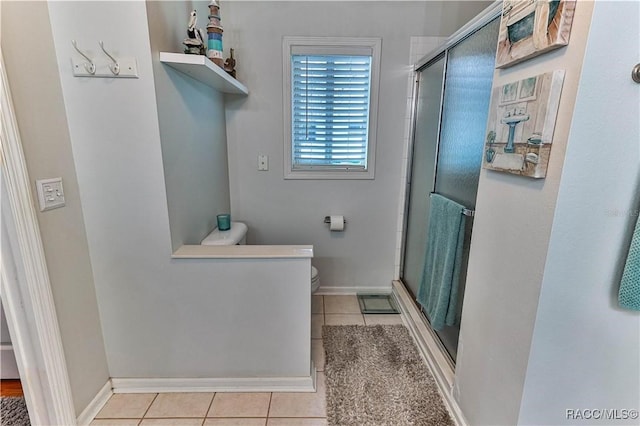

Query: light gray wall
<box><xmin>147</xmin><ymin>1</ymin><xmax>231</xmax><ymax>251</ymax></box>
<box><xmin>518</xmin><ymin>1</ymin><xmax>640</xmax><ymax>424</ymax></box>
<box><xmin>453</xmin><ymin>2</ymin><xmax>596</xmax><ymax>425</ymax></box>
<box><xmin>46</xmin><ymin>0</ymin><xmax>311</xmax><ymax>379</ymax></box>
<box><xmin>1</xmin><ymin>1</ymin><xmax>110</xmax><ymax>416</ymax></box>
<box><xmin>0</xmin><ymin>300</ymin><xmax>10</xmax><ymax>344</ymax></box>
<box><xmin>223</xmin><ymin>1</ymin><xmax>490</xmax><ymax>291</ymax></box>
<box><xmin>0</xmin><ymin>300</ymin><xmax>19</xmax><ymax>379</ymax></box>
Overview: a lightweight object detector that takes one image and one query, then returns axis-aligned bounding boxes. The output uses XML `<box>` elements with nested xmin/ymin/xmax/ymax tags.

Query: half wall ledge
<box><xmin>171</xmin><ymin>245</ymin><xmax>314</xmax><ymax>259</ymax></box>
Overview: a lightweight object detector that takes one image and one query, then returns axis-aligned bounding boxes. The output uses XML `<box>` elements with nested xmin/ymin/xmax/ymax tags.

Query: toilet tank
<box><xmin>201</xmin><ymin>222</ymin><xmax>248</xmax><ymax>245</ymax></box>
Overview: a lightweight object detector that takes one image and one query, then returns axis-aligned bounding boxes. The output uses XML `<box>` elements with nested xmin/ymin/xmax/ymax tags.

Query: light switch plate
<box><xmin>36</xmin><ymin>178</ymin><xmax>65</xmax><ymax>212</ymax></box>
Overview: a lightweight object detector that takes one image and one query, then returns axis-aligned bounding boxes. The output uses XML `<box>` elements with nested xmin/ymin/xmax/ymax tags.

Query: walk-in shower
<box><xmin>400</xmin><ymin>10</ymin><xmax>500</xmax><ymax>364</ymax></box>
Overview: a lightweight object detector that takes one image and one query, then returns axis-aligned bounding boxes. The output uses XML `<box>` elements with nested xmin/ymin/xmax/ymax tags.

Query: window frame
<box><xmin>283</xmin><ymin>36</ymin><xmax>382</xmax><ymax>180</ymax></box>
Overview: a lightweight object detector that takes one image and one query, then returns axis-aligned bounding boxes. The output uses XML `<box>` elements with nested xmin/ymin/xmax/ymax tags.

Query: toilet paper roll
<box><xmin>330</xmin><ymin>215</ymin><xmax>345</xmax><ymax>231</ymax></box>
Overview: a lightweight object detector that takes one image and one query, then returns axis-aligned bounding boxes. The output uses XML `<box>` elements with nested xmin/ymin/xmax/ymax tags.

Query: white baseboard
<box><xmin>111</xmin><ymin>372</ymin><xmax>316</xmax><ymax>394</ymax></box>
<box><xmin>76</xmin><ymin>380</ymin><xmax>113</xmax><ymax>426</ymax></box>
<box><xmin>392</xmin><ymin>281</ymin><xmax>469</xmax><ymax>426</ymax></box>
<box><xmin>316</xmin><ymin>285</ymin><xmax>392</xmax><ymax>295</ymax></box>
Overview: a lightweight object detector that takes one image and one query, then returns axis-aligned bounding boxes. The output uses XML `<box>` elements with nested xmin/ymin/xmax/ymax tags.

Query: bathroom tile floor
<box><xmin>91</xmin><ymin>295</ymin><xmax>403</xmax><ymax>426</ymax></box>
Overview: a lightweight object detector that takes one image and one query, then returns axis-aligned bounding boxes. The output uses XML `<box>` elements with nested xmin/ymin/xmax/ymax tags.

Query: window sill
<box><xmin>284</xmin><ymin>169</ymin><xmax>375</xmax><ymax>180</ymax></box>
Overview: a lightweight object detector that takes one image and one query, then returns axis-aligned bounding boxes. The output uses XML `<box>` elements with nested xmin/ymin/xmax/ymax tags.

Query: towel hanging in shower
<box><xmin>417</xmin><ymin>193</ymin><xmax>467</xmax><ymax>330</ymax></box>
<box><xmin>619</xmin><ymin>213</ymin><xmax>640</xmax><ymax>311</ymax></box>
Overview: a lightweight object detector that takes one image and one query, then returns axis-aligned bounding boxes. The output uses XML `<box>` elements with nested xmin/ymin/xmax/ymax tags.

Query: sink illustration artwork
<box><xmin>482</xmin><ymin>70</ymin><xmax>565</xmax><ymax>179</ymax></box>
<box><xmin>500</xmin><ymin>112</ymin><xmax>529</xmax><ymax>153</ymax></box>
<box><xmin>485</xmin><ymin>130</ymin><xmax>496</xmax><ymax>163</ymax></box>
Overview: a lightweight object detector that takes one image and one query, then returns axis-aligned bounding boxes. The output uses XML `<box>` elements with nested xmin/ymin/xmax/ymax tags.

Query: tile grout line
<box><xmin>141</xmin><ymin>393</ymin><xmax>159</xmax><ymax>420</ymax></box>
<box><xmin>265</xmin><ymin>392</ymin><xmax>273</xmax><ymax>422</ymax></box>
<box><xmin>204</xmin><ymin>392</ymin><xmax>217</xmax><ymax>422</ymax></box>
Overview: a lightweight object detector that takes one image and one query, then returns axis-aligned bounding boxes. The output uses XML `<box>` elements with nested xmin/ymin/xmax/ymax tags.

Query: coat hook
<box><xmin>71</xmin><ymin>40</ymin><xmax>96</xmax><ymax>75</ymax></box>
<box><xmin>99</xmin><ymin>41</ymin><xmax>120</xmax><ymax>75</ymax></box>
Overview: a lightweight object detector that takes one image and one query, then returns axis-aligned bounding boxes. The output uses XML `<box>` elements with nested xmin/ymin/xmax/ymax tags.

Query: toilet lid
<box><xmin>311</xmin><ymin>266</ymin><xmax>318</xmax><ymax>279</ymax></box>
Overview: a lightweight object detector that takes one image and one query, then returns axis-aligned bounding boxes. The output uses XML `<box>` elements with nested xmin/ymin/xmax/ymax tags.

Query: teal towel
<box><xmin>619</xmin><ymin>214</ymin><xmax>640</xmax><ymax>310</ymax></box>
<box><xmin>417</xmin><ymin>194</ymin><xmax>466</xmax><ymax>330</ymax></box>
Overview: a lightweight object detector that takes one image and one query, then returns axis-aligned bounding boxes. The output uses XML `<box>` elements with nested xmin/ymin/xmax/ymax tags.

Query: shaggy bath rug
<box><xmin>0</xmin><ymin>397</ymin><xmax>30</xmax><ymax>426</ymax></box>
<box><xmin>323</xmin><ymin>325</ymin><xmax>453</xmax><ymax>426</ymax></box>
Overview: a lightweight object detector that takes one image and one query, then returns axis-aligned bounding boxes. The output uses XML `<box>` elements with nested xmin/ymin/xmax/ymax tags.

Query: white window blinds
<box><xmin>291</xmin><ymin>54</ymin><xmax>372</xmax><ymax>169</ymax></box>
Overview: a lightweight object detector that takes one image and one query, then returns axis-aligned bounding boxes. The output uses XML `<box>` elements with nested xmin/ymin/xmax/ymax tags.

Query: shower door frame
<box><xmin>398</xmin><ymin>1</ymin><xmax>503</xmax><ymax>367</ymax></box>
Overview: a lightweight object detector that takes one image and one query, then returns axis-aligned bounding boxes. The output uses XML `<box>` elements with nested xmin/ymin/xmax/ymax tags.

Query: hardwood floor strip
<box><xmin>0</xmin><ymin>379</ymin><xmax>24</xmax><ymax>397</ymax></box>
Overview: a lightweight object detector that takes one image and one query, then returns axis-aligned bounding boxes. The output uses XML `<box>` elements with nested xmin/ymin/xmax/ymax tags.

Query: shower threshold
<box><xmin>357</xmin><ymin>294</ymin><xmax>399</xmax><ymax>314</ymax></box>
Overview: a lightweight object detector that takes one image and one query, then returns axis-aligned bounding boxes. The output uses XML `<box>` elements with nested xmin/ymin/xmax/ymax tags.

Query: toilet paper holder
<box><xmin>324</xmin><ymin>216</ymin><xmax>347</xmax><ymax>224</ymax></box>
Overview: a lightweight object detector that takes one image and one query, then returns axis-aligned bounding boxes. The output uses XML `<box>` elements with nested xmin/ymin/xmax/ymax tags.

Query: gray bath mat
<box><xmin>323</xmin><ymin>325</ymin><xmax>453</xmax><ymax>426</ymax></box>
<box><xmin>1</xmin><ymin>397</ymin><xmax>30</xmax><ymax>426</ymax></box>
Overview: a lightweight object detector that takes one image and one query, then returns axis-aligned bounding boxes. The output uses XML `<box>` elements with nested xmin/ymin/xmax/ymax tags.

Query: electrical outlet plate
<box><xmin>36</xmin><ymin>178</ymin><xmax>65</xmax><ymax>212</ymax></box>
<box><xmin>258</xmin><ymin>155</ymin><xmax>269</xmax><ymax>171</ymax></box>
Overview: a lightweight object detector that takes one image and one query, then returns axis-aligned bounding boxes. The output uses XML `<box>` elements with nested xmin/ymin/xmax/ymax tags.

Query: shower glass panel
<box><xmin>435</xmin><ymin>18</ymin><xmax>500</xmax><ymax>206</ymax></box>
<box><xmin>402</xmin><ymin>55</ymin><xmax>445</xmax><ymax>299</ymax></box>
<box><xmin>431</xmin><ymin>17</ymin><xmax>499</xmax><ymax>362</ymax></box>
<box><xmin>402</xmin><ymin>17</ymin><xmax>499</xmax><ymax>363</ymax></box>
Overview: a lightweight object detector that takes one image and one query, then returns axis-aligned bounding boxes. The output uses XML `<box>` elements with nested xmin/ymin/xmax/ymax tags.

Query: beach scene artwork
<box><xmin>496</xmin><ymin>0</ymin><xmax>576</xmax><ymax>68</ymax></box>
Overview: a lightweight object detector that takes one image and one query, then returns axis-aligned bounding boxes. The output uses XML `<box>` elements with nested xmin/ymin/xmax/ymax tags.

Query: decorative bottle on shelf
<box><xmin>206</xmin><ymin>1</ymin><xmax>224</xmax><ymax>67</ymax></box>
<box><xmin>224</xmin><ymin>48</ymin><xmax>236</xmax><ymax>78</ymax></box>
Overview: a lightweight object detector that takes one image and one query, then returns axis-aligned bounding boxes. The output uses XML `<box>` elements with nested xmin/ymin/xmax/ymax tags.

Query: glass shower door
<box><xmin>402</xmin><ymin>54</ymin><xmax>445</xmax><ymax>300</ymax></box>
<box><xmin>402</xmin><ymin>18</ymin><xmax>499</xmax><ymax>362</ymax></box>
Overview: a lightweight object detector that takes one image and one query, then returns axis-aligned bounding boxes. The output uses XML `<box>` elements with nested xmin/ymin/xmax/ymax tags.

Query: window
<box><xmin>283</xmin><ymin>37</ymin><xmax>381</xmax><ymax>179</ymax></box>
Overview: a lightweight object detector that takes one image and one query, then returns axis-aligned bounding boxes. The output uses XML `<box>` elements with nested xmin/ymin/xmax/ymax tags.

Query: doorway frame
<box><xmin>0</xmin><ymin>51</ymin><xmax>77</xmax><ymax>425</ymax></box>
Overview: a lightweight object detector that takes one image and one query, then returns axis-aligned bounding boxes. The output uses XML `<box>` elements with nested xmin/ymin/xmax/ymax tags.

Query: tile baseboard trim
<box><xmin>76</xmin><ymin>379</ymin><xmax>113</xmax><ymax>426</ymax></box>
<box><xmin>111</xmin><ymin>372</ymin><xmax>316</xmax><ymax>394</ymax></box>
<box><xmin>392</xmin><ymin>280</ymin><xmax>468</xmax><ymax>426</ymax></box>
<box><xmin>316</xmin><ymin>285</ymin><xmax>391</xmax><ymax>295</ymax></box>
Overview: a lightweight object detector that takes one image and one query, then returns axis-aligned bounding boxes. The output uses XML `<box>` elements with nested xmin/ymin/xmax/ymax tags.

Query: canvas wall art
<box><xmin>496</xmin><ymin>0</ymin><xmax>576</xmax><ymax>68</ymax></box>
<box><xmin>483</xmin><ymin>70</ymin><xmax>565</xmax><ymax>178</ymax></box>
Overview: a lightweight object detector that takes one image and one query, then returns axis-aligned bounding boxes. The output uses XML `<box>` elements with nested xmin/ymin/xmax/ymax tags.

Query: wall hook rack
<box><xmin>71</xmin><ymin>40</ymin><xmax>96</xmax><ymax>75</ymax></box>
<box><xmin>99</xmin><ymin>41</ymin><xmax>120</xmax><ymax>75</ymax></box>
<box><xmin>71</xmin><ymin>40</ymin><xmax>138</xmax><ymax>79</ymax></box>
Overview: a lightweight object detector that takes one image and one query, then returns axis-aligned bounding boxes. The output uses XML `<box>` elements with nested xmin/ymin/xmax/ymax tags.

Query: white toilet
<box><xmin>201</xmin><ymin>222</ymin><xmax>248</xmax><ymax>245</ymax></box>
<box><xmin>311</xmin><ymin>266</ymin><xmax>320</xmax><ymax>294</ymax></box>
<box><xmin>201</xmin><ymin>221</ymin><xmax>320</xmax><ymax>293</ymax></box>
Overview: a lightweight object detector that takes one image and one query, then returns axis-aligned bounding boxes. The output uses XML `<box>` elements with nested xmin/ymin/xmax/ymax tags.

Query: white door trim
<box><xmin>0</xmin><ymin>50</ymin><xmax>77</xmax><ymax>425</ymax></box>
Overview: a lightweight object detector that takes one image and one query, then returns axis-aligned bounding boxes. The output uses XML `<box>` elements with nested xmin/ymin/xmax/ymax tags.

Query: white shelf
<box><xmin>159</xmin><ymin>52</ymin><xmax>248</xmax><ymax>95</ymax></box>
